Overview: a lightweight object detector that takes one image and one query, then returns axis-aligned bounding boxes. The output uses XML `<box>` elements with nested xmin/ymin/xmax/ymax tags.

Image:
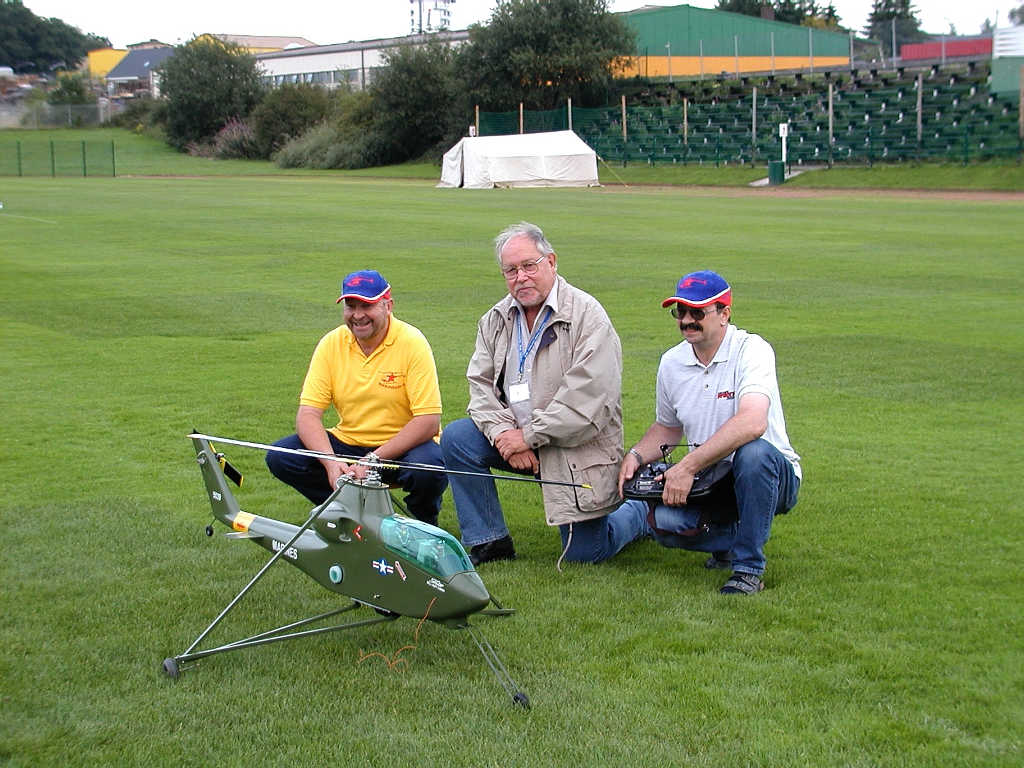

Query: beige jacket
<box><xmin>466</xmin><ymin>276</ymin><xmax>623</xmax><ymax>526</ymax></box>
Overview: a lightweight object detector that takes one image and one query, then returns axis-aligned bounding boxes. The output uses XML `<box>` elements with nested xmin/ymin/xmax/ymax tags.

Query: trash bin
<box><xmin>768</xmin><ymin>161</ymin><xmax>785</xmax><ymax>186</ymax></box>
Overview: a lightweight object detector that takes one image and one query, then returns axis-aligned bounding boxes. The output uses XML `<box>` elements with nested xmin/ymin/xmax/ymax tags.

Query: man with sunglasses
<box><xmin>615</xmin><ymin>270</ymin><xmax>801</xmax><ymax>594</ymax></box>
<box><xmin>441</xmin><ymin>222</ymin><xmax>650</xmax><ymax>566</ymax></box>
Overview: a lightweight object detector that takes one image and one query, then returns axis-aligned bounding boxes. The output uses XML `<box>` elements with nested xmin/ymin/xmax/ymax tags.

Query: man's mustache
<box><xmin>681</xmin><ymin>322</ymin><xmax>702</xmax><ymax>332</ymax></box>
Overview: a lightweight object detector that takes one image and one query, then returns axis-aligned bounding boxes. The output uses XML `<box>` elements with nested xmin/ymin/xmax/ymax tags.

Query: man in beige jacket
<box><xmin>440</xmin><ymin>222</ymin><xmax>650</xmax><ymax>566</ymax></box>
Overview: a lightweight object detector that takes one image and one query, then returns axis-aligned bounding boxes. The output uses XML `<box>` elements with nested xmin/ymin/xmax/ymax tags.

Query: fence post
<box><xmin>1019</xmin><ymin>65</ymin><xmax>1023</xmax><ymax>153</ymax></box>
<box><xmin>621</xmin><ymin>94</ymin><xmax>627</xmax><ymax>142</ymax></box>
<box><xmin>962</xmin><ymin>126</ymin><xmax>969</xmax><ymax>166</ymax></box>
<box><xmin>50</xmin><ymin>140</ymin><xmax>55</xmax><ymax>177</ymax></box>
<box><xmin>751</xmin><ymin>86</ymin><xmax>757</xmax><ymax>163</ymax></box>
<box><xmin>916</xmin><ymin>73</ymin><xmax>923</xmax><ymax>160</ymax></box>
<box><xmin>474</xmin><ymin>104</ymin><xmax>479</xmax><ymax>136</ymax></box>
<box><xmin>519</xmin><ymin>103</ymin><xmax>523</xmax><ymax>134</ymax></box>
<box><xmin>683</xmin><ymin>98</ymin><xmax>688</xmax><ymax>146</ymax></box>
<box><xmin>17</xmin><ymin>140</ymin><xmax>22</xmax><ymax>177</ymax></box>
<box><xmin>828</xmin><ymin>82</ymin><xmax>834</xmax><ymax>168</ymax></box>
<box><xmin>567</xmin><ymin>97</ymin><xmax>572</xmax><ymax>131</ymax></box>
<box><xmin>81</xmin><ymin>140</ymin><xmax>87</xmax><ymax>177</ymax></box>
<box><xmin>111</xmin><ymin>140</ymin><xmax>116</xmax><ymax>177</ymax></box>
<box><xmin>809</xmin><ymin>27</ymin><xmax>814</xmax><ymax>74</ymax></box>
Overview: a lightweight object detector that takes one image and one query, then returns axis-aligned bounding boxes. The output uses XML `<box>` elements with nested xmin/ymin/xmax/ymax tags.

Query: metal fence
<box><xmin>0</xmin><ymin>140</ymin><xmax>117</xmax><ymax>176</ymax></box>
<box><xmin>0</xmin><ymin>102</ymin><xmax>120</xmax><ymax>130</ymax></box>
<box><xmin>478</xmin><ymin>68</ymin><xmax>1023</xmax><ymax>166</ymax></box>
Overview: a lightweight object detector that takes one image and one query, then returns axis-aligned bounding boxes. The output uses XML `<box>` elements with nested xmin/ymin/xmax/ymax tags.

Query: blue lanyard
<box><xmin>515</xmin><ymin>306</ymin><xmax>553</xmax><ymax>381</ymax></box>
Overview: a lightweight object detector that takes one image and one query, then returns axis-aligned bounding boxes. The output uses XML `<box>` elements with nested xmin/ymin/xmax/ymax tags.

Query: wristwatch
<box><xmin>364</xmin><ymin>451</ymin><xmax>381</xmax><ymax>464</ymax></box>
<box><xmin>628</xmin><ymin>448</ymin><xmax>644</xmax><ymax>463</ymax></box>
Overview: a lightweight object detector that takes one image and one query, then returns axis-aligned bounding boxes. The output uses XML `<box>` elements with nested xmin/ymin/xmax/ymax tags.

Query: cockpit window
<box><xmin>380</xmin><ymin>516</ymin><xmax>473</xmax><ymax>578</ymax></box>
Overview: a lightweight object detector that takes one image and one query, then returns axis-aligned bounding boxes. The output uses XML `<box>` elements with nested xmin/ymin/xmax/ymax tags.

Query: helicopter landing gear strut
<box><xmin>465</xmin><ymin>623</ymin><xmax>530</xmax><ymax>709</ymax></box>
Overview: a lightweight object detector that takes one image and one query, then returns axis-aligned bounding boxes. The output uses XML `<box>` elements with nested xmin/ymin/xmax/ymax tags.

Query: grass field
<box><xmin>3</xmin><ymin>127</ymin><xmax>1024</xmax><ymax>190</ymax></box>
<box><xmin>1</xmin><ymin>170</ymin><xmax>1023</xmax><ymax>767</ymax></box>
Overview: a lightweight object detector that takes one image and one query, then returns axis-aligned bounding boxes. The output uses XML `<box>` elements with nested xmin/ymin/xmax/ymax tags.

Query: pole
<box><xmin>828</xmin><ymin>82</ymin><xmax>834</xmax><ymax>168</ymax></box>
<box><xmin>809</xmin><ymin>27</ymin><xmax>814</xmax><ymax>74</ymax></box>
<box><xmin>683</xmin><ymin>97</ymin><xmax>688</xmax><ymax>146</ymax></box>
<box><xmin>891</xmin><ymin>18</ymin><xmax>897</xmax><ymax>63</ymax></box>
<box><xmin>666</xmin><ymin>42</ymin><xmax>672</xmax><ymax>83</ymax></box>
<box><xmin>17</xmin><ymin>140</ymin><xmax>22</xmax><ymax>177</ymax></box>
<box><xmin>50</xmin><ymin>140</ymin><xmax>55</xmax><ymax>177</ymax></box>
<box><xmin>771</xmin><ymin>32</ymin><xmax>776</xmax><ymax>75</ymax></box>
<box><xmin>474</xmin><ymin>104</ymin><xmax>479</xmax><ymax>136</ymax></box>
<box><xmin>111</xmin><ymin>139</ymin><xmax>116</xmax><ymax>177</ymax></box>
<box><xmin>752</xmin><ymin>86</ymin><xmax>757</xmax><ymax>162</ymax></box>
<box><xmin>81</xmin><ymin>140</ymin><xmax>86</xmax><ymax>177</ymax></box>
<box><xmin>1019</xmin><ymin>65</ymin><xmax>1024</xmax><ymax>145</ymax></box>
<box><xmin>849</xmin><ymin>30</ymin><xmax>854</xmax><ymax>71</ymax></box>
<box><xmin>519</xmin><ymin>102</ymin><xmax>523</xmax><ymax>134</ymax></box>
<box><xmin>567</xmin><ymin>97</ymin><xmax>572</xmax><ymax>131</ymax></box>
<box><xmin>734</xmin><ymin>35</ymin><xmax>739</xmax><ymax>79</ymax></box>
<box><xmin>916</xmin><ymin>73</ymin><xmax>923</xmax><ymax>154</ymax></box>
<box><xmin>621</xmin><ymin>94</ymin><xmax>627</xmax><ymax>141</ymax></box>
<box><xmin>941</xmin><ymin>35</ymin><xmax>946</xmax><ymax>66</ymax></box>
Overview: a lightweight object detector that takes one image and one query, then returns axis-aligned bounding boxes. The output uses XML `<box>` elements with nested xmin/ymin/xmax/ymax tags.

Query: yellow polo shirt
<box><xmin>299</xmin><ymin>317</ymin><xmax>442</xmax><ymax>447</ymax></box>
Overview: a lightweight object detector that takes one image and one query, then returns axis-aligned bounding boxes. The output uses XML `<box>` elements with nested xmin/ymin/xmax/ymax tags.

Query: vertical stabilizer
<box><xmin>191</xmin><ymin>436</ymin><xmax>245</xmax><ymax>529</ymax></box>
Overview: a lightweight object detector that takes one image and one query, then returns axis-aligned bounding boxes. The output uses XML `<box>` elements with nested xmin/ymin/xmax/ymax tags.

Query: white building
<box><xmin>255</xmin><ymin>29</ymin><xmax>469</xmax><ymax>90</ymax></box>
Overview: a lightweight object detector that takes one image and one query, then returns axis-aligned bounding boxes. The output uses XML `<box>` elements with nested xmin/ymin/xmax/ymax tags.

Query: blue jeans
<box><xmin>265</xmin><ymin>433</ymin><xmax>447</xmax><ymax>525</ymax></box>
<box><xmin>618</xmin><ymin>438</ymin><xmax>799</xmax><ymax>576</ymax></box>
<box><xmin>440</xmin><ymin>417</ymin><xmax>648</xmax><ymax>563</ymax></box>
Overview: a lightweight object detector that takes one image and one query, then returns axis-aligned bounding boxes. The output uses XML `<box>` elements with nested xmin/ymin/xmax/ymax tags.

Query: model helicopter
<box><xmin>162</xmin><ymin>433</ymin><xmax>588</xmax><ymax>708</ymax></box>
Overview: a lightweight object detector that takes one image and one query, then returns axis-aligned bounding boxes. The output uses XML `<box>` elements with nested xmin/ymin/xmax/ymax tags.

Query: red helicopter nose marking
<box><xmin>354</xmin><ymin>525</ymin><xmax>363</xmax><ymax>541</ymax></box>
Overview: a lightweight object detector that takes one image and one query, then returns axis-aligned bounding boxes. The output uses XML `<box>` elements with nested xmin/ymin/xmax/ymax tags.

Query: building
<box><xmin>255</xmin><ymin>29</ymin><xmax>469</xmax><ymax>90</ymax></box>
<box><xmin>105</xmin><ymin>46</ymin><xmax>175</xmax><ymax>97</ymax></box>
<box><xmin>618</xmin><ymin>3</ymin><xmax>851</xmax><ymax>78</ymax></box>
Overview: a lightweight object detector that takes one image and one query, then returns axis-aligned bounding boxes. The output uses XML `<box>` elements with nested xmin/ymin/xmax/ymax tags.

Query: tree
<box><xmin>1009</xmin><ymin>4</ymin><xmax>1024</xmax><ymax>25</ymax></box>
<box><xmin>863</xmin><ymin>1</ymin><xmax>926</xmax><ymax>60</ymax></box>
<box><xmin>0</xmin><ymin>0</ymin><xmax>109</xmax><ymax>73</ymax></box>
<box><xmin>717</xmin><ymin>1</ymin><xmax>842</xmax><ymax>29</ymax></box>
<box><xmin>456</xmin><ymin>0</ymin><xmax>635</xmax><ymax>111</ymax></box>
<box><xmin>370</xmin><ymin>39</ymin><xmax>463</xmax><ymax>164</ymax></box>
<box><xmin>158</xmin><ymin>37</ymin><xmax>264</xmax><ymax>150</ymax></box>
<box><xmin>250</xmin><ymin>82</ymin><xmax>339</xmax><ymax>159</ymax></box>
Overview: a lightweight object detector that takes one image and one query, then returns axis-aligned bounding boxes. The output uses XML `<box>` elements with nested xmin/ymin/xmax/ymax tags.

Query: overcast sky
<box><xmin>23</xmin><ymin>1</ymin><xmax>1021</xmax><ymax>50</ymax></box>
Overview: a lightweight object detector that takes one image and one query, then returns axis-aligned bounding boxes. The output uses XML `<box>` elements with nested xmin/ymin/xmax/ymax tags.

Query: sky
<box><xmin>23</xmin><ymin>1</ymin><xmax>1023</xmax><ymax>50</ymax></box>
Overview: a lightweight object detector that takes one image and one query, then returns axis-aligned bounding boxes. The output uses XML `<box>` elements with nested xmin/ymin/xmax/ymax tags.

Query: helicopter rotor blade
<box><xmin>188</xmin><ymin>433</ymin><xmax>592</xmax><ymax>490</ymax></box>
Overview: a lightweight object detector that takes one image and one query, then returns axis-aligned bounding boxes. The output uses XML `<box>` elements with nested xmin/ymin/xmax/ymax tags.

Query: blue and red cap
<box><xmin>661</xmin><ymin>270</ymin><xmax>732</xmax><ymax>309</ymax></box>
<box><xmin>336</xmin><ymin>270</ymin><xmax>391</xmax><ymax>304</ymax></box>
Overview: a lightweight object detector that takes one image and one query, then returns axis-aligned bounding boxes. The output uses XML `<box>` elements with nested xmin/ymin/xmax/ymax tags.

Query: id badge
<box><xmin>509</xmin><ymin>381</ymin><xmax>530</xmax><ymax>404</ymax></box>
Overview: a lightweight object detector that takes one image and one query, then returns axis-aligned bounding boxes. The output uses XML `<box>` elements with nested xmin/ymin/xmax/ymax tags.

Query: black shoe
<box><xmin>469</xmin><ymin>535</ymin><xmax>516</xmax><ymax>566</ymax></box>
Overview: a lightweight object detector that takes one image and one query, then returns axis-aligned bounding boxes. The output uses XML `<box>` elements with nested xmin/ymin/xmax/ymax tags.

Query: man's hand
<box><xmin>660</xmin><ymin>463</ymin><xmax>695</xmax><ymax>507</ymax></box>
<box><xmin>617</xmin><ymin>452</ymin><xmax>641</xmax><ymax>498</ymax></box>
<box><xmin>506</xmin><ymin>449</ymin><xmax>539</xmax><ymax>473</ymax></box>
<box><xmin>494</xmin><ymin>429</ymin><xmax>530</xmax><ymax>461</ymax></box>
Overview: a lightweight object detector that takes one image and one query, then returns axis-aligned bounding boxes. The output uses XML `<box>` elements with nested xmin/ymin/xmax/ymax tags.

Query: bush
<box><xmin>250</xmin><ymin>83</ymin><xmax>338</xmax><ymax>159</ymax></box>
<box><xmin>109</xmin><ymin>96</ymin><xmax>165</xmax><ymax>132</ymax></box>
<box><xmin>212</xmin><ymin>117</ymin><xmax>259</xmax><ymax>159</ymax></box>
<box><xmin>274</xmin><ymin>90</ymin><xmax>381</xmax><ymax>169</ymax></box>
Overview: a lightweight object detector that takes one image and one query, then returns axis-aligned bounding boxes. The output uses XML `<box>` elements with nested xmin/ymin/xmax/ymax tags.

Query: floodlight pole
<box><xmin>666</xmin><ymin>42</ymin><xmax>672</xmax><ymax>83</ymax></box>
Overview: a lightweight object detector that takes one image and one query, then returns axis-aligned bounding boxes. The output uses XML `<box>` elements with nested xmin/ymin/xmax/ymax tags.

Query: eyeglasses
<box><xmin>501</xmin><ymin>254</ymin><xmax>547</xmax><ymax>279</ymax></box>
<box><xmin>670</xmin><ymin>304</ymin><xmax>718</xmax><ymax>321</ymax></box>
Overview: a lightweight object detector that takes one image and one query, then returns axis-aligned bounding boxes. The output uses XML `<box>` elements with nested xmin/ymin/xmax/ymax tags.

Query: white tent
<box><xmin>437</xmin><ymin>130</ymin><xmax>599</xmax><ymax>189</ymax></box>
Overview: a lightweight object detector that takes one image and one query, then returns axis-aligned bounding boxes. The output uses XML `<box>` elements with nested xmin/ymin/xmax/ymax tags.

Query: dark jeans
<box><xmin>265</xmin><ymin>433</ymin><xmax>447</xmax><ymax>525</ymax></box>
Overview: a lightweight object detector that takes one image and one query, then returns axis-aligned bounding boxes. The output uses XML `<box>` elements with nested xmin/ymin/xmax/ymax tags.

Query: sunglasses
<box><xmin>670</xmin><ymin>304</ymin><xmax>718</xmax><ymax>321</ymax></box>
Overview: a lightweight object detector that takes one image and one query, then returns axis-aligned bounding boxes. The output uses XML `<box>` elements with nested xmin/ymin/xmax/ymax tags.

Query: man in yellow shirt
<box><xmin>266</xmin><ymin>270</ymin><xmax>447</xmax><ymax>525</ymax></box>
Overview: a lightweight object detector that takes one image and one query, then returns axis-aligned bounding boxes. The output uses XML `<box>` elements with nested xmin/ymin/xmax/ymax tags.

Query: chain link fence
<box><xmin>0</xmin><ymin>139</ymin><xmax>116</xmax><ymax>176</ymax></box>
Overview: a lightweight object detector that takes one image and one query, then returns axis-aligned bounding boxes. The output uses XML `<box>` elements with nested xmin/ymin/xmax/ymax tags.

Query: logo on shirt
<box><xmin>379</xmin><ymin>371</ymin><xmax>405</xmax><ymax>389</ymax></box>
<box><xmin>717</xmin><ymin>390</ymin><xmax>735</xmax><ymax>400</ymax></box>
